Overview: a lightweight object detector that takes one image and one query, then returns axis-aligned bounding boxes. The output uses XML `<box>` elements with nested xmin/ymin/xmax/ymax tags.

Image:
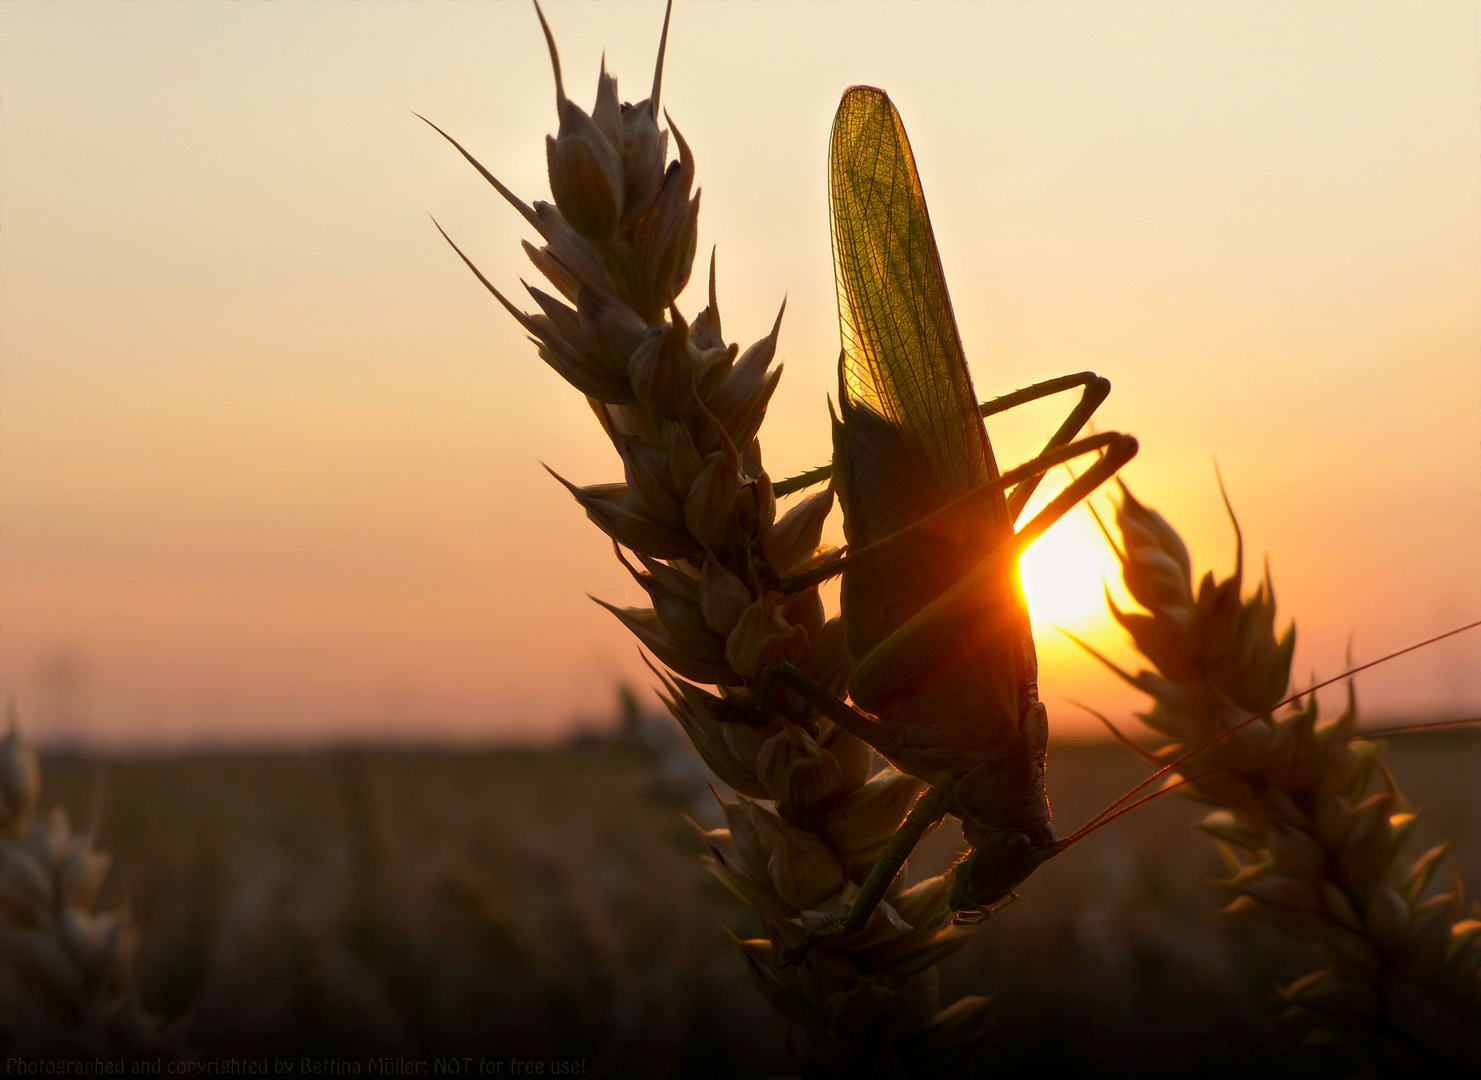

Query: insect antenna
<box><xmin>1341</xmin><ymin>715</ymin><xmax>1481</xmax><ymax>740</ymax></box>
<box><xmin>1041</xmin><ymin>617</ymin><xmax>1481</xmax><ymax>858</ymax></box>
<box><xmin>1039</xmin><ymin>768</ymin><xmax>1223</xmax><ymax>854</ymax></box>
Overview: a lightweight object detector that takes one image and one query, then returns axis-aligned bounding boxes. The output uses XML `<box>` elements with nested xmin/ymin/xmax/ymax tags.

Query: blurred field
<box><xmin>34</xmin><ymin>729</ymin><xmax>1481</xmax><ymax>1077</ymax></box>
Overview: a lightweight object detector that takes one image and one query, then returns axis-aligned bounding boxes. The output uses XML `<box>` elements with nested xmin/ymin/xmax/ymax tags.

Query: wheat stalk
<box><xmin>0</xmin><ymin>724</ymin><xmax>160</xmax><ymax>1055</ymax></box>
<box><xmin>428</xmin><ymin>5</ymin><xmax>993</xmax><ymax>1074</ymax></box>
<box><xmin>1080</xmin><ymin>482</ymin><xmax>1481</xmax><ymax>1068</ymax></box>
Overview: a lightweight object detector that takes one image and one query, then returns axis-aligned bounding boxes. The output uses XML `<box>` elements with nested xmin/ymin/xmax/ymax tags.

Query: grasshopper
<box><xmin>748</xmin><ymin>86</ymin><xmax>1139</xmax><ymax>948</ymax></box>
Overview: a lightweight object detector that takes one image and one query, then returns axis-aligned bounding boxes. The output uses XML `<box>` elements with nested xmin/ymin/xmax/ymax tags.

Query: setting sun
<box><xmin>1017</xmin><ymin>503</ymin><xmax>1122</xmax><ymax>632</ymax></box>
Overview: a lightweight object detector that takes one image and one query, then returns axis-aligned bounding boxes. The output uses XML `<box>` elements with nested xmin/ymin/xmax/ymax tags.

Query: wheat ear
<box><xmin>1082</xmin><ymin>482</ymin><xmax>1481</xmax><ymax>1067</ymax></box>
<box><xmin>0</xmin><ymin>724</ymin><xmax>160</xmax><ymax>1054</ymax></box>
<box><xmin>431</xmin><ymin>5</ymin><xmax>990</xmax><ymax>1073</ymax></box>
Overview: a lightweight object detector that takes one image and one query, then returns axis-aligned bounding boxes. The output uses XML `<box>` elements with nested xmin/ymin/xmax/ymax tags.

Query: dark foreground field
<box><xmin>30</xmin><ymin>730</ymin><xmax>1481</xmax><ymax>1078</ymax></box>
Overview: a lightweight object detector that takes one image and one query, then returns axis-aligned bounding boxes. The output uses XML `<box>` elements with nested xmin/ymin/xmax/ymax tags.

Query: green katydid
<box><xmin>743</xmin><ymin>86</ymin><xmax>1138</xmax><ymax>949</ymax></box>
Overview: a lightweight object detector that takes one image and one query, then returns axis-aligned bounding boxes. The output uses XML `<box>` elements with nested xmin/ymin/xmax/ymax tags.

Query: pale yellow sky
<box><xmin>1</xmin><ymin>1</ymin><xmax>1478</xmax><ymax>748</ymax></box>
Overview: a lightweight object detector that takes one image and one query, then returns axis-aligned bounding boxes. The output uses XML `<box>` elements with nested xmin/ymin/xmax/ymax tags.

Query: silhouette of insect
<box><xmin>751</xmin><ymin>86</ymin><xmax>1137</xmax><ymax>951</ymax></box>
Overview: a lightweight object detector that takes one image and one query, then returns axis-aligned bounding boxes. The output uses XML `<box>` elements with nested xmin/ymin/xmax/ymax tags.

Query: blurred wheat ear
<box><xmin>426</xmin><ymin>2</ymin><xmax>995</xmax><ymax>1073</ymax></box>
<box><xmin>1080</xmin><ymin>481</ymin><xmax>1481</xmax><ymax>1069</ymax></box>
<box><xmin>0</xmin><ymin>721</ymin><xmax>166</xmax><ymax>1055</ymax></box>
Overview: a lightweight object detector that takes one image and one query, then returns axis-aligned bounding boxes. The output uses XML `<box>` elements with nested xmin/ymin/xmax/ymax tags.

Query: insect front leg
<box><xmin>977</xmin><ymin>370</ymin><xmax>1111</xmax><ymax>521</ymax></box>
<box><xmin>782</xmin><ymin>784</ymin><xmax>951</xmax><ymax>965</ymax></box>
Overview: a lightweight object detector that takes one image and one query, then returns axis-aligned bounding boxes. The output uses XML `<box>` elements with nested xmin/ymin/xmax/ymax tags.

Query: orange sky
<box><xmin>1</xmin><ymin>1</ymin><xmax>1478</xmax><ymax>749</ymax></box>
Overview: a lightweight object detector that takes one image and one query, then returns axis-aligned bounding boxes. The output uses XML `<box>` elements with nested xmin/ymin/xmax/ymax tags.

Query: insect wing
<box><xmin>828</xmin><ymin>86</ymin><xmax>1008</xmax><ymax>547</ymax></box>
<box><xmin>828</xmin><ymin>87</ymin><xmax>1029</xmax><ymax>709</ymax></box>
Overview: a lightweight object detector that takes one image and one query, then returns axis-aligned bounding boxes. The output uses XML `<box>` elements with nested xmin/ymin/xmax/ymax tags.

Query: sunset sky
<box><xmin>2</xmin><ymin>1</ymin><xmax>1478</xmax><ymax>749</ymax></box>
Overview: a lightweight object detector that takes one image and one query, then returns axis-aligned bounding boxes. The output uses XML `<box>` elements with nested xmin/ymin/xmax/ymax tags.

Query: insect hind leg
<box><xmin>776</xmin><ymin>428</ymin><xmax>1131</xmax><ymax>599</ymax></box>
<box><xmin>977</xmin><ymin>371</ymin><xmax>1112</xmax><ymax>522</ymax></box>
<box><xmin>782</xmin><ymin>784</ymin><xmax>951</xmax><ymax>966</ymax></box>
<box><xmin>769</xmin><ymin>370</ymin><xmax>1110</xmax><ymax>504</ymax></box>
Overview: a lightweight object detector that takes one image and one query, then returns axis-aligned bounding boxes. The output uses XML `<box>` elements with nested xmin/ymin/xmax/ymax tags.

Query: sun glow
<box><xmin>1017</xmin><ymin>505</ymin><xmax>1122</xmax><ymax>632</ymax></box>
